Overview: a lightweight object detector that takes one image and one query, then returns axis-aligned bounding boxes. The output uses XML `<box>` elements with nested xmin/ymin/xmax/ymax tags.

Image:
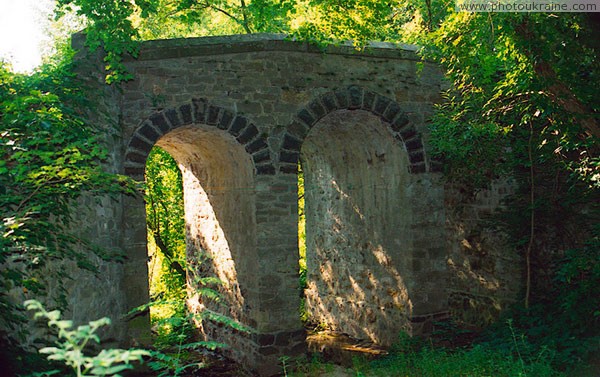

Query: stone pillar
<box><xmin>253</xmin><ymin>173</ymin><xmax>306</xmax><ymax>376</ymax></box>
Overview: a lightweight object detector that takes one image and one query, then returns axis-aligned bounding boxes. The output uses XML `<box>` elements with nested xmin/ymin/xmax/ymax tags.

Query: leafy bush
<box><xmin>24</xmin><ymin>299</ymin><xmax>149</xmax><ymax>377</ymax></box>
<box><xmin>1</xmin><ymin>52</ymin><xmax>136</xmax><ymax>372</ymax></box>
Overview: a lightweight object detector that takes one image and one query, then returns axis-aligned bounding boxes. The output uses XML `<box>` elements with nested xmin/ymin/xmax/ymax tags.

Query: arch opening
<box><xmin>301</xmin><ymin>110</ymin><xmax>413</xmax><ymax>346</ymax></box>
<box><xmin>143</xmin><ymin>124</ymin><xmax>258</xmax><ymax>347</ymax></box>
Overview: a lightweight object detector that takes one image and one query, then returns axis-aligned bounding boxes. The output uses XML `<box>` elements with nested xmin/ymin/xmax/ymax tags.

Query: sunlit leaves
<box><xmin>1</xmin><ymin>56</ymin><xmax>136</xmax><ymax>348</ymax></box>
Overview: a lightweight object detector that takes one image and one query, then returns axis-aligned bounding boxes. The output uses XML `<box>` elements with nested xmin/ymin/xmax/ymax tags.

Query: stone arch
<box><xmin>279</xmin><ymin>85</ymin><xmax>431</xmax><ymax>175</ymax></box>
<box><xmin>286</xmin><ymin>86</ymin><xmax>444</xmax><ymax>345</ymax></box>
<box><xmin>124</xmin><ymin>98</ymin><xmax>274</xmax><ymax>177</ymax></box>
<box><xmin>120</xmin><ymin>99</ymin><xmax>267</xmax><ymax>367</ymax></box>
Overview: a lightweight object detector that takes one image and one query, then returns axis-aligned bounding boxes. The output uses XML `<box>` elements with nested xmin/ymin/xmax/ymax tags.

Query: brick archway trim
<box><xmin>279</xmin><ymin>85</ymin><xmax>437</xmax><ymax>174</ymax></box>
<box><xmin>123</xmin><ymin>99</ymin><xmax>273</xmax><ymax>179</ymax></box>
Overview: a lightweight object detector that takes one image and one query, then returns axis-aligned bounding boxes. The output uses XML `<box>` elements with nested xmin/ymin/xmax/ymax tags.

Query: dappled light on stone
<box><xmin>156</xmin><ymin>125</ymin><xmax>257</xmax><ymax>334</ymax></box>
<box><xmin>302</xmin><ymin>110</ymin><xmax>414</xmax><ymax>346</ymax></box>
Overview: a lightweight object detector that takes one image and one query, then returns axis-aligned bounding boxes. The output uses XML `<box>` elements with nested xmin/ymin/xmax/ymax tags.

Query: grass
<box><xmin>286</xmin><ymin>331</ymin><xmax>566</xmax><ymax>377</ymax></box>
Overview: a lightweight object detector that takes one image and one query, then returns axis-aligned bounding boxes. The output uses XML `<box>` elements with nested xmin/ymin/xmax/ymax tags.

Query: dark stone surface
<box><xmin>246</xmin><ymin>137</ymin><xmax>268</xmax><ymax>154</ymax></box>
<box><xmin>280</xmin><ymin>150</ymin><xmax>300</xmax><ymax>164</ymax></box>
<box><xmin>129</xmin><ymin>135</ymin><xmax>153</xmax><ymax>153</ymax></box>
<box><xmin>164</xmin><ymin>108</ymin><xmax>181</xmax><ymax>128</ymax></box>
<box><xmin>206</xmin><ymin>105</ymin><xmax>222</xmax><ymax>125</ymax></box>
<box><xmin>334</xmin><ymin>88</ymin><xmax>350</xmax><ymax>109</ymax></box>
<box><xmin>391</xmin><ymin>113</ymin><xmax>410</xmax><ymax>131</ymax></box>
<box><xmin>321</xmin><ymin>91</ymin><xmax>339</xmax><ymax>112</ymax></box>
<box><xmin>399</xmin><ymin>125</ymin><xmax>417</xmax><ymax>141</ymax></box>
<box><xmin>383</xmin><ymin>102</ymin><xmax>403</xmax><ymax>123</ymax></box>
<box><xmin>219</xmin><ymin>109</ymin><xmax>235</xmax><ymax>130</ymax></box>
<box><xmin>410</xmin><ymin>162</ymin><xmax>427</xmax><ymax>173</ymax></box>
<box><xmin>148</xmin><ymin>113</ymin><xmax>170</xmax><ymax>134</ymax></box>
<box><xmin>252</xmin><ymin>149</ymin><xmax>271</xmax><ymax>164</ymax></box>
<box><xmin>256</xmin><ymin>163</ymin><xmax>276</xmax><ymax>175</ymax></box>
<box><xmin>288</xmin><ymin>120</ymin><xmax>310</xmax><ymax>140</ymax></box>
<box><xmin>192</xmin><ymin>98</ymin><xmax>208</xmax><ymax>123</ymax></box>
<box><xmin>405</xmin><ymin>137</ymin><xmax>423</xmax><ymax>151</ymax></box>
<box><xmin>125</xmin><ymin>150</ymin><xmax>147</xmax><ymax>164</ymax></box>
<box><xmin>298</xmin><ymin>108</ymin><xmax>315</xmax><ymax>126</ymax></box>
<box><xmin>373</xmin><ymin>95</ymin><xmax>391</xmax><ymax>116</ymax></box>
<box><xmin>409</xmin><ymin>149</ymin><xmax>425</xmax><ymax>163</ymax></box>
<box><xmin>230</xmin><ymin>116</ymin><xmax>248</xmax><ymax>136</ymax></box>
<box><xmin>281</xmin><ymin>134</ymin><xmax>302</xmax><ymax>152</ymax></box>
<box><xmin>279</xmin><ymin>163</ymin><xmax>298</xmax><ymax>174</ymax></box>
<box><xmin>138</xmin><ymin>123</ymin><xmax>160</xmax><ymax>142</ymax></box>
<box><xmin>308</xmin><ymin>99</ymin><xmax>326</xmax><ymax>121</ymax></box>
<box><xmin>348</xmin><ymin>86</ymin><xmax>363</xmax><ymax>109</ymax></box>
<box><xmin>237</xmin><ymin>124</ymin><xmax>259</xmax><ymax>144</ymax></box>
<box><xmin>179</xmin><ymin>103</ymin><xmax>193</xmax><ymax>124</ymax></box>
<box><xmin>362</xmin><ymin>90</ymin><xmax>376</xmax><ymax>111</ymax></box>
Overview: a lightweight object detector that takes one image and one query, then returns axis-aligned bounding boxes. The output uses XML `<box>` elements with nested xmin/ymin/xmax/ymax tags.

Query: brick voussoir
<box><xmin>229</xmin><ymin>116</ymin><xmax>248</xmax><ymax>136</ymax></box>
<box><xmin>373</xmin><ymin>95</ymin><xmax>392</xmax><ymax>116</ymax></box>
<box><xmin>297</xmin><ymin>108</ymin><xmax>315</xmax><ymax>126</ymax></box>
<box><xmin>320</xmin><ymin>91</ymin><xmax>339</xmax><ymax>112</ymax></box>
<box><xmin>192</xmin><ymin>98</ymin><xmax>208</xmax><ymax>124</ymax></box>
<box><xmin>281</xmin><ymin>133</ymin><xmax>302</xmax><ymax>152</ymax></box>
<box><xmin>206</xmin><ymin>105</ymin><xmax>222</xmax><ymax>126</ymax></box>
<box><xmin>333</xmin><ymin>88</ymin><xmax>350</xmax><ymax>109</ymax></box>
<box><xmin>252</xmin><ymin>149</ymin><xmax>271</xmax><ymax>164</ymax></box>
<box><xmin>237</xmin><ymin>123</ymin><xmax>259</xmax><ymax>144</ymax></box>
<box><xmin>138</xmin><ymin>122</ymin><xmax>161</xmax><ymax>143</ymax></box>
<box><xmin>308</xmin><ymin>99</ymin><xmax>327</xmax><ymax>121</ymax></box>
<box><xmin>362</xmin><ymin>90</ymin><xmax>377</xmax><ymax>111</ymax></box>
<box><xmin>129</xmin><ymin>134</ymin><xmax>153</xmax><ymax>153</ymax></box>
<box><xmin>148</xmin><ymin>113</ymin><xmax>170</xmax><ymax>134</ymax></box>
<box><xmin>347</xmin><ymin>85</ymin><xmax>364</xmax><ymax>109</ymax></box>
<box><xmin>179</xmin><ymin>103</ymin><xmax>193</xmax><ymax>125</ymax></box>
<box><xmin>219</xmin><ymin>109</ymin><xmax>235</xmax><ymax>130</ymax></box>
<box><xmin>164</xmin><ymin>107</ymin><xmax>182</xmax><ymax>128</ymax></box>
<box><xmin>383</xmin><ymin>102</ymin><xmax>403</xmax><ymax>123</ymax></box>
<box><xmin>125</xmin><ymin>149</ymin><xmax>148</xmax><ymax>164</ymax></box>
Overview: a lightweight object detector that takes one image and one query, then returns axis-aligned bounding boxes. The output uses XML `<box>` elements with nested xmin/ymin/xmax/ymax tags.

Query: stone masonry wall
<box><xmin>59</xmin><ymin>33</ymin><xmax>522</xmax><ymax>375</ymax></box>
<box><xmin>445</xmin><ymin>180</ymin><xmax>522</xmax><ymax>326</ymax></box>
<box><xmin>117</xmin><ymin>34</ymin><xmax>448</xmax><ymax>374</ymax></box>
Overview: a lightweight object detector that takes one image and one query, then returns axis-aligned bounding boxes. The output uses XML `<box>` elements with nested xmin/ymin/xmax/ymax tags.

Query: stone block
<box><xmin>362</xmin><ymin>90</ymin><xmax>376</xmax><ymax>110</ymax></box>
<box><xmin>164</xmin><ymin>108</ymin><xmax>181</xmax><ymax>128</ymax></box>
<box><xmin>192</xmin><ymin>98</ymin><xmax>208</xmax><ymax>123</ymax></box>
<box><xmin>373</xmin><ymin>95</ymin><xmax>391</xmax><ymax>116</ymax></box>
<box><xmin>281</xmin><ymin>134</ymin><xmax>302</xmax><ymax>152</ymax></box>
<box><xmin>206</xmin><ymin>105</ymin><xmax>221</xmax><ymax>125</ymax></box>
<box><xmin>218</xmin><ymin>109</ymin><xmax>235</xmax><ymax>130</ymax></box>
<box><xmin>229</xmin><ymin>116</ymin><xmax>248</xmax><ymax>136</ymax></box>
<box><xmin>237</xmin><ymin>123</ymin><xmax>259</xmax><ymax>144</ymax></box>
<box><xmin>298</xmin><ymin>108</ymin><xmax>315</xmax><ymax>126</ymax></box>
<box><xmin>148</xmin><ymin>113</ymin><xmax>170</xmax><ymax>134</ymax></box>
<box><xmin>138</xmin><ymin>122</ymin><xmax>160</xmax><ymax>142</ymax></box>
<box><xmin>347</xmin><ymin>86</ymin><xmax>363</xmax><ymax>109</ymax></box>
<box><xmin>128</xmin><ymin>135</ymin><xmax>153</xmax><ymax>153</ymax></box>
<box><xmin>179</xmin><ymin>103</ymin><xmax>193</xmax><ymax>124</ymax></box>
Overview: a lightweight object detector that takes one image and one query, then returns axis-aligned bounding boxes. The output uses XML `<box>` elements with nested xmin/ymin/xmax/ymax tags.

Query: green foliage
<box><xmin>482</xmin><ymin>239</ymin><xmax>600</xmax><ymax>371</ymax></box>
<box><xmin>288</xmin><ymin>332</ymin><xmax>563</xmax><ymax>376</ymax></box>
<box><xmin>7</xmin><ymin>2</ymin><xmax>597</xmax><ymax>374</ymax></box>
<box><xmin>24</xmin><ymin>299</ymin><xmax>149</xmax><ymax>377</ymax></box>
<box><xmin>0</xmin><ymin>52</ymin><xmax>136</xmax><ymax>361</ymax></box>
<box><xmin>54</xmin><ymin>0</ymin><xmax>151</xmax><ymax>83</ymax></box>
<box><xmin>142</xmin><ymin>147</ymin><xmax>253</xmax><ymax>375</ymax></box>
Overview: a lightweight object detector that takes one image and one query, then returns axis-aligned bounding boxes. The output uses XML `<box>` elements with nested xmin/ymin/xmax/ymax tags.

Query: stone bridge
<box><xmin>74</xmin><ymin>33</ymin><xmax>454</xmax><ymax>375</ymax></box>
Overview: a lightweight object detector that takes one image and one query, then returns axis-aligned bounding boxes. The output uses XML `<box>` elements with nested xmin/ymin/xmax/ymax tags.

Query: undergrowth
<box><xmin>288</xmin><ymin>328</ymin><xmax>567</xmax><ymax>377</ymax></box>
